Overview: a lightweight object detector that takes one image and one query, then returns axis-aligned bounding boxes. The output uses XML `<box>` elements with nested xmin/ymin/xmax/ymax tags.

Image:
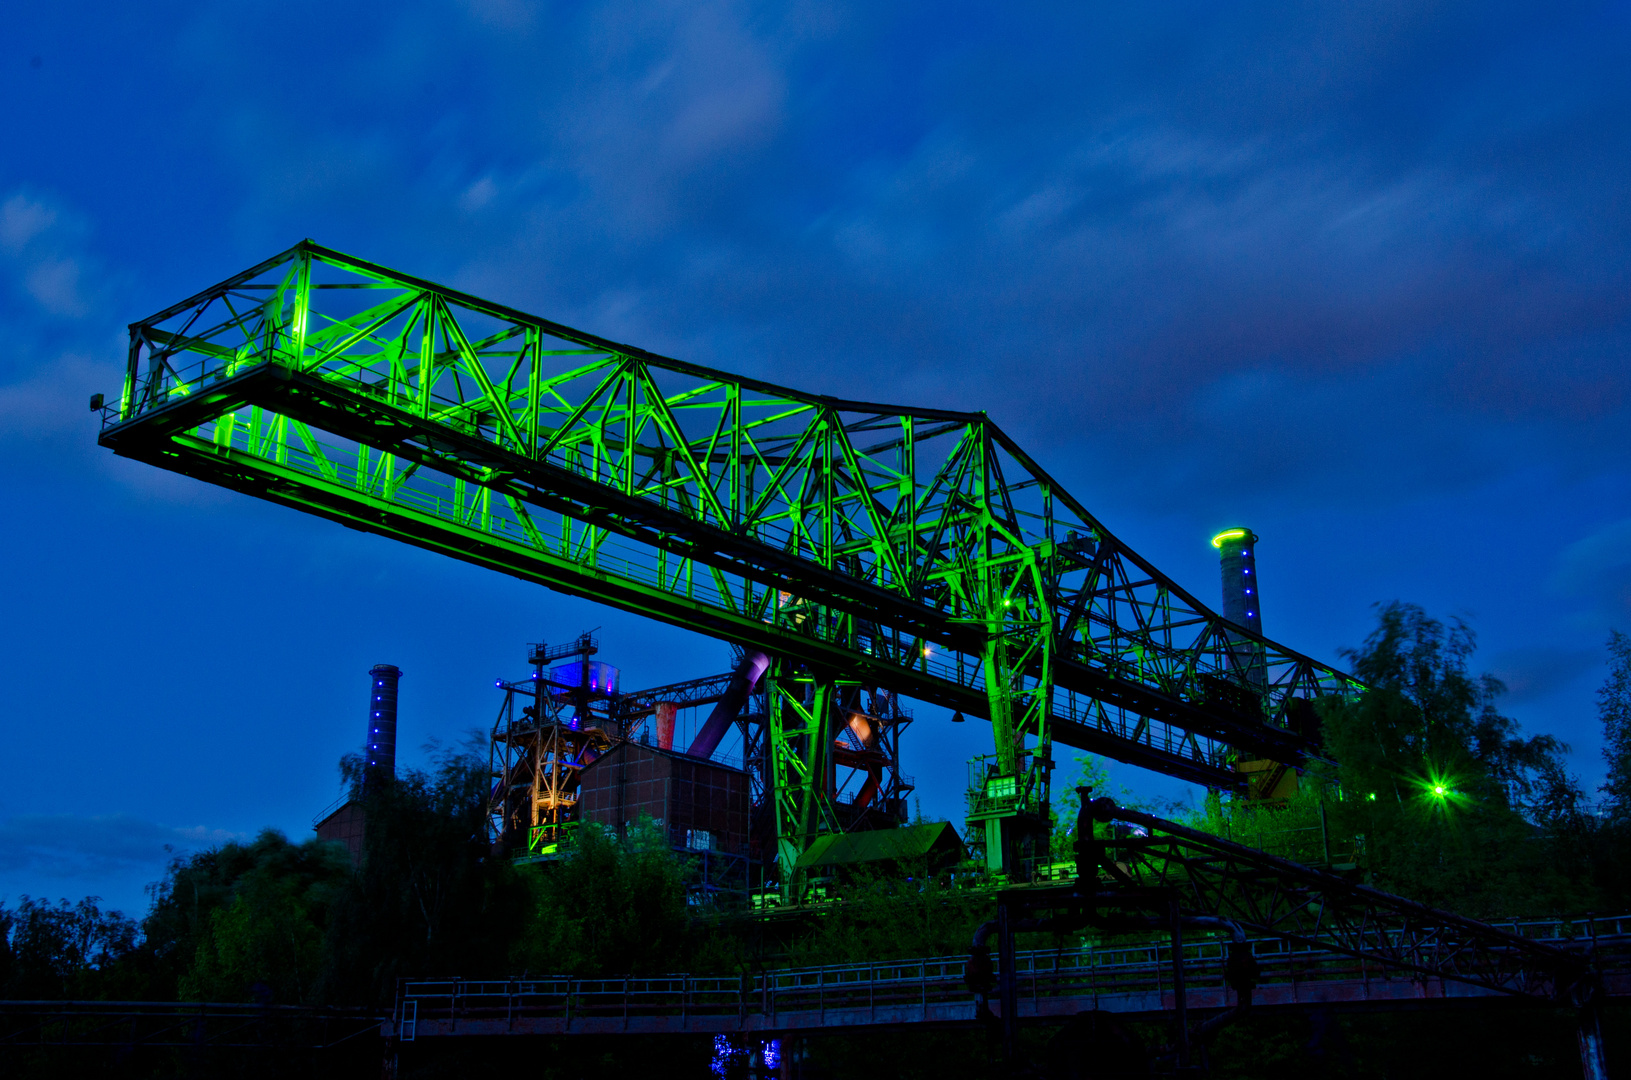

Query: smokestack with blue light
<box><xmin>1212</xmin><ymin>528</ymin><xmax>1266</xmax><ymax>688</ymax></box>
<box><xmin>365</xmin><ymin>663</ymin><xmax>402</xmax><ymax>785</ymax></box>
<box><xmin>1212</xmin><ymin>528</ymin><xmax>1261</xmax><ymax>634</ymax></box>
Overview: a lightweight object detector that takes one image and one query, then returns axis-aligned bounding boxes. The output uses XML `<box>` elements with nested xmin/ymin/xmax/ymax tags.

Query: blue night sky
<box><xmin>3</xmin><ymin>2</ymin><xmax>1630</xmax><ymax>917</ymax></box>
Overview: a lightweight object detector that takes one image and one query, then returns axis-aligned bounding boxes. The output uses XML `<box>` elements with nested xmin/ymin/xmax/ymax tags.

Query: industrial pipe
<box><xmin>686</xmin><ymin>650</ymin><xmax>770</xmax><ymax>759</ymax></box>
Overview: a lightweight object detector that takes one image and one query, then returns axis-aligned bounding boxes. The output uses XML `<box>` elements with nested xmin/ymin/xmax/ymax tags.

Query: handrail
<box><xmin>397</xmin><ymin>914</ymin><xmax>1631</xmax><ymax>1031</ymax></box>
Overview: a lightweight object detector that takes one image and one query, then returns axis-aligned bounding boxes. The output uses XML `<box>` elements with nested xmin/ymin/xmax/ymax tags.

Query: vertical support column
<box><xmin>958</xmin><ymin>425</ymin><xmax>1060</xmax><ymax>876</ymax></box>
<box><xmin>766</xmin><ymin>663</ymin><xmax>842</xmax><ymax>898</ymax></box>
<box><xmin>996</xmin><ymin>896</ymin><xmax>1018</xmax><ymax>1063</ymax></box>
<box><xmin>415</xmin><ymin>295</ymin><xmax>436</xmax><ymax>420</ymax></box>
<box><xmin>291</xmin><ymin>247</ymin><xmax>312</xmax><ymax>365</ymax></box>
<box><xmin>1578</xmin><ymin>982</ymin><xmax>1610</xmax><ymax>1080</ymax></box>
<box><xmin>978</xmin><ymin>632</ymin><xmax>1019</xmax><ymax>875</ymax></box>
<box><xmin>983</xmin><ymin>634</ymin><xmax>1018</xmax><ymax>778</ymax></box>
<box><xmin>968</xmin><ymin>558</ymin><xmax>1055</xmax><ymax>875</ymax></box>
<box><xmin>1170</xmin><ymin>899</ymin><xmax>1191</xmax><ymax>1070</ymax></box>
<box><xmin>797</xmin><ymin>679</ymin><xmax>834</xmax><ymax>864</ymax></box>
<box><xmin>1319</xmin><ymin>797</ymin><xmax>1332</xmax><ymax>866</ymax></box>
<box><xmin>122</xmin><ymin>328</ymin><xmax>141</xmax><ymax>419</ymax></box>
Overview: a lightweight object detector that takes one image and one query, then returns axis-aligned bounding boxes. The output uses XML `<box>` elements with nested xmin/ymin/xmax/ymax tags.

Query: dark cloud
<box><xmin>0</xmin><ymin>815</ymin><xmax>241</xmax><ymax>916</ymax></box>
<box><xmin>1487</xmin><ymin>646</ymin><xmax>1603</xmax><ymax>704</ymax></box>
<box><xmin>262</xmin><ymin>0</ymin><xmax>1626</xmax><ymax>515</ymax></box>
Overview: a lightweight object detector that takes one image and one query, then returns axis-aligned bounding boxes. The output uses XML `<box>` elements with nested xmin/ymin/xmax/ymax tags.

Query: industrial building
<box><xmin>310</xmin><ymin>629</ymin><xmax>924</xmax><ymax>897</ymax></box>
<box><xmin>482</xmin><ymin>634</ymin><xmax>919</xmax><ymax>896</ymax></box>
<box><xmin>578</xmin><ymin>741</ymin><xmax>752</xmax><ymax>894</ymax></box>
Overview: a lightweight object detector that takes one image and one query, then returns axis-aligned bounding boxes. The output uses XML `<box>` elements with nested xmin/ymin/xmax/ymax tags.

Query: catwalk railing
<box><xmin>392</xmin><ymin>915</ymin><xmax>1631</xmax><ymax>1038</ymax></box>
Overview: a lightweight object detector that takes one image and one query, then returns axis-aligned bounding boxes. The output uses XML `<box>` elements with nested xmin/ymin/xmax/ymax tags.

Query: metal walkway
<box><xmin>393</xmin><ymin>915</ymin><xmax>1631</xmax><ymax>1040</ymax></box>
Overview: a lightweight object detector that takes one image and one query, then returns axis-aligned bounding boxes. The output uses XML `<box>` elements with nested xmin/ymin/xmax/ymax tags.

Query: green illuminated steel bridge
<box><xmin>96</xmin><ymin>241</ymin><xmax>1359</xmax><ymax>878</ymax></box>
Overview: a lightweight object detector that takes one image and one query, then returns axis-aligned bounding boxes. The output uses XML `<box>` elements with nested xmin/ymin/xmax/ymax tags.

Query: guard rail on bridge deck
<box><xmin>393</xmin><ymin>915</ymin><xmax>1631</xmax><ymax>1040</ymax></box>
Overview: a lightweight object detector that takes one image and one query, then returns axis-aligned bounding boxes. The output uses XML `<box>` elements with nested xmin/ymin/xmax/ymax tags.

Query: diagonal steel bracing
<box><xmin>97</xmin><ymin>241</ymin><xmax>1360</xmax><ymax>874</ymax></box>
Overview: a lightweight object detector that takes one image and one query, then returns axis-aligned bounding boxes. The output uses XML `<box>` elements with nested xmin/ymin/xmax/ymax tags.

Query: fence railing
<box><xmin>397</xmin><ymin>915</ymin><xmax>1631</xmax><ymax>1037</ymax></box>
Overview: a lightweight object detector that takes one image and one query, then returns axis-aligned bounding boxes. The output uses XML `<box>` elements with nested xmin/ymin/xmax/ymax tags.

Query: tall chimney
<box><xmin>1211</xmin><ymin>528</ymin><xmax>1262</xmax><ymax>635</ymax></box>
<box><xmin>1212</xmin><ymin>529</ymin><xmax>1265</xmax><ymax>687</ymax></box>
<box><xmin>365</xmin><ymin>664</ymin><xmax>402</xmax><ymax>780</ymax></box>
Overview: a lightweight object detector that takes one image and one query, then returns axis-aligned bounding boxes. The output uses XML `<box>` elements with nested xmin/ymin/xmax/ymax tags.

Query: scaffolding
<box><xmin>489</xmin><ymin>634</ymin><xmax>920</xmax><ymax>900</ymax></box>
<box><xmin>488</xmin><ymin>634</ymin><xmax>616</xmax><ymax>853</ymax></box>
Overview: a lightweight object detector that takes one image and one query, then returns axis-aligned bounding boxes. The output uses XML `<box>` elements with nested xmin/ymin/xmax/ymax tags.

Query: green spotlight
<box><xmin>1418</xmin><ymin>765</ymin><xmax>1460</xmax><ymax>805</ymax></box>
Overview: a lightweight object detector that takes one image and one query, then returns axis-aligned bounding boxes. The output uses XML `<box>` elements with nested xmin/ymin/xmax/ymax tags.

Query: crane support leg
<box><xmin>767</xmin><ymin>664</ymin><xmax>848</xmax><ymax>898</ymax></box>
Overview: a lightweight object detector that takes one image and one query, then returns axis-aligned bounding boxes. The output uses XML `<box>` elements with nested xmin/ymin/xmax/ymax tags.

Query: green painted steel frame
<box><xmin>98</xmin><ymin>241</ymin><xmax>1361</xmax><ymax>874</ymax></box>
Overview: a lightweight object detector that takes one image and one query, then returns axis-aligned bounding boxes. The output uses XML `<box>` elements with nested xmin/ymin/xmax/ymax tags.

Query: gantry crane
<box><xmin>97</xmin><ymin>241</ymin><xmax>1358</xmax><ymax>882</ymax></box>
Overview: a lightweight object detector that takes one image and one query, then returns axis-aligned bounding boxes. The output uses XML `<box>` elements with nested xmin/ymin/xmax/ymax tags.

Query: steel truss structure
<box><xmin>1082</xmin><ymin>803</ymin><xmax>1587</xmax><ymax>1001</ymax></box>
<box><xmin>489</xmin><ymin>633</ymin><xmax>753</xmax><ymax>853</ymax></box>
<box><xmin>98</xmin><ymin>241</ymin><xmax>1359</xmax><ymax>875</ymax></box>
<box><xmin>488</xmin><ymin>636</ymin><xmax>619</xmax><ymax>852</ymax></box>
<box><xmin>971</xmin><ymin>800</ymin><xmax>1608</xmax><ymax>1071</ymax></box>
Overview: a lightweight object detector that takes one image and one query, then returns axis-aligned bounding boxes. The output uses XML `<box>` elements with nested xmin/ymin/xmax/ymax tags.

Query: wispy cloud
<box><xmin>0</xmin><ymin>351</ymin><xmax>121</xmax><ymax>440</ymax></box>
<box><xmin>0</xmin><ymin>193</ymin><xmax>59</xmax><ymax>252</ymax></box>
<box><xmin>0</xmin><ymin>189</ymin><xmax>96</xmax><ymax>318</ymax></box>
<box><xmin>1552</xmin><ymin>519</ymin><xmax>1631</xmax><ymax>630</ymax></box>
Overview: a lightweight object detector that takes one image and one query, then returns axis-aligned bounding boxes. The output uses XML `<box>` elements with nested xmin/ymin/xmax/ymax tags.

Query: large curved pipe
<box><xmin>687</xmin><ymin>650</ymin><xmax>770</xmax><ymax>759</ymax></box>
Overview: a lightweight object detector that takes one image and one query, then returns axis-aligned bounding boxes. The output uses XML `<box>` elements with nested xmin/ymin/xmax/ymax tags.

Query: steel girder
<box><xmin>98</xmin><ymin>241</ymin><xmax>1360</xmax><ymax>869</ymax></box>
<box><xmin>613</xmin><ymin>672</ymin><xmax>738</xmax><ymax>729</ymax></box>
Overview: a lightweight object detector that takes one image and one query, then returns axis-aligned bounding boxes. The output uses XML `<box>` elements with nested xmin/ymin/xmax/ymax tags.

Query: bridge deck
<box><xmin>396</xmin><ymin>919</ymin><xmax>1631</xmax><ymax>1039</ymax></box>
